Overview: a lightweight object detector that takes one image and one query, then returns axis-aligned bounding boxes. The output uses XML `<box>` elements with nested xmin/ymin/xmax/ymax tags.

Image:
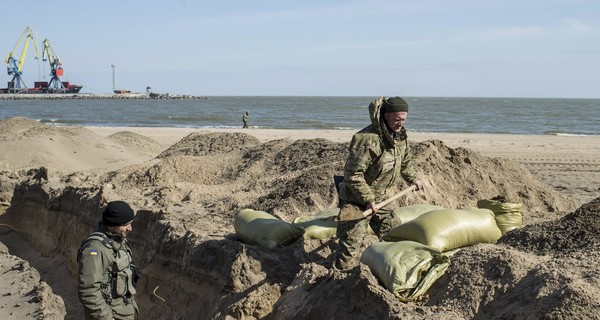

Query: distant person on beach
<box><xmin>243</xmin><ymin>111</ymin><xmax>249</xmax><ymax>128</ymax></box>
<box><xmin>333</xmin><ymin>96</ymin><xmax>424</xmax><ymax>272</ymax></box>
<box><xmin>77</xmin><ymin>201</ymin><xmax>140</xmax><ymax>319</ymax></box>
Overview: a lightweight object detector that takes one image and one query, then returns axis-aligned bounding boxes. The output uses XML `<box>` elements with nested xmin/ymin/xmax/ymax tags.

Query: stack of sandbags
<box><xmin>477</xmin><ymin>198</ymin><xmax>523</xmax><ymax>235</ymax></box>
<box><xmin>234</xmin><ymin>209</ymin><xmax>305</xmax><ymax>249</ymax></box>
<box><xmin>382</xmin><ymin>208</ymin><xmax>502</xmax><ymax>252</ymax></box>
<box><xmin>360</xmin><ymin>241</ymin><xmax>450</xmax><ymax>301</ymax></box>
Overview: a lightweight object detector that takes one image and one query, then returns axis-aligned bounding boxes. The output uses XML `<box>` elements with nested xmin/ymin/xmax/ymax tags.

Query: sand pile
<box><xmin>0</xmin><ymin>238</ymin><xmax>66</xmax><ymax>319</ymax></box>
<box><xmin>500</xmin><ymin>197</ymin><xmax>600</xmax><ymax>254</ymax></box>
<box><xmin>0</xmin><ymin>118</ymin><xmax>596</xmax><ymax>320</ymax></box>
<box><xmin>426</xmin><ymin>197</ymin><xmax>600</xmax><ymax>319</ymax></box>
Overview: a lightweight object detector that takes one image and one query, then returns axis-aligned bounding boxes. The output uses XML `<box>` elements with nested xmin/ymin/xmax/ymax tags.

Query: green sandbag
<box><xmin>360</xmin><ymin>241</ymin><xmax>450</xmax><ymax>301</ymax></box>
<box><xmin>293</xmin><ymin>208</ymin><xmax>339</xmax><ymax>223</ymax></box>
<box><xmin>477</xmin><ymin>199</ymin><xmax>523</xmax><ymax>235</ymax></box>
<box><xmin>293</xmin><ymin>218</ymin><xmax>337</xmax><ymax>239</ymax></box>
<box><xmin>292</xmin><ymin>208</ymin><xmax>376</xmax><ymax>239</ymax></box>
<box><xmin>293</xmin><ymin>208</ymin><xmax>338</xmax><ymax>239</ymax></box>
<box><xmin>234</xmin><ymin>208</ymin><xmax>305</xmax><ymax>249</ymax></box>
<box><xmin>392</xmin><ymin>204</ymin><xmax>446</xmax><ymax>226</ymax></box>
<box><xmin>382</xmin><ymin>208</ymin><xmax>502</xmax><ymax>252</ymax></box>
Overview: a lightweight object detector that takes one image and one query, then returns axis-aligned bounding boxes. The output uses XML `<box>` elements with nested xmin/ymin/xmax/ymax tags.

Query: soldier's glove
<box><xmin>131</xmin><ymin>264</ymin><xmax>142</xmax><ymax>288</ymax></box>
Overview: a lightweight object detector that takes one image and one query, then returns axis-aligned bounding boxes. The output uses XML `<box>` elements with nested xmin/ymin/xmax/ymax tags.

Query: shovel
<box><xmin>336</xmin><ymin>184</ymin><xmax>417</xmax><ymax>221</ymax></box>
<box><xmin>361</xmin><ymin>185</ymin><xmax>417</xmax><ymax>217</ymax></box>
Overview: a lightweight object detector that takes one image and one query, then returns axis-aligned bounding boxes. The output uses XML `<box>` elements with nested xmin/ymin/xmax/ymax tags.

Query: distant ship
<box><xmin>0</xmin><ymin>81</ymin><xmax>83</xmax><ymax>94</ymax></box>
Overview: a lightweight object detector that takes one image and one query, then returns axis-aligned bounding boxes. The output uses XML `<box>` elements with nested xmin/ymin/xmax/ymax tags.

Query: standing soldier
<box><xmin>78</xmin><ymin>200</ymin><xmax>140</xmax><ymax>319</ymax></box>
<box><xmin>334</xmin><ymin>96</ymin><xmax>424</xmax><ymax>271</ymax></box>
<box><xmin>242</xmin><ymin>111</ymin><xmax>249</xmax><ymax>128</ymax></box>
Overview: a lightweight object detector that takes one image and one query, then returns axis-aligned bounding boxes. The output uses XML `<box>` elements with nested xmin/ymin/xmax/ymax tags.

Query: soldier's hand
<box><xmin>369</xmin><ymin>202</ymin><xmax>378</xmax><ymax>214</ymax></box>
<box><xmin>413</xmin><ymin>180</ymin><xmax>424</xmax><ymax>191</ymax></box>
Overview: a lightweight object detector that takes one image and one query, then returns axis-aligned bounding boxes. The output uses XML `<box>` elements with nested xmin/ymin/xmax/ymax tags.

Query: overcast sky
<box><xmin>2</xmin><ymin>0</ymin><xmax>599</xmax><ymax>98</ymax></box>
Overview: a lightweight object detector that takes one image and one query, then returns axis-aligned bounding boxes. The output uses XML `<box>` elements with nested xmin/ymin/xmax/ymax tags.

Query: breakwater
<box><xmin>0</xmin><ymin>93</ymin><xmax>208</xmax><ymax>100</ymax></box>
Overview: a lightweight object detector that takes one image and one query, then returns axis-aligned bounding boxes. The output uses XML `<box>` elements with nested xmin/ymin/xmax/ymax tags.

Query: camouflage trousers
<box><xmin>333</xmin><ymin>201</ymin><xmax>397</xmax><ymax>271</ymax></box>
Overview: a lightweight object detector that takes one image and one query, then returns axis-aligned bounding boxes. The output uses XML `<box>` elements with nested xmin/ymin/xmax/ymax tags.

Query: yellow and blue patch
<box><xmin>89</xmin><ymin>249</ymin><xmax>98</xmax><ymax>256</ymax></box>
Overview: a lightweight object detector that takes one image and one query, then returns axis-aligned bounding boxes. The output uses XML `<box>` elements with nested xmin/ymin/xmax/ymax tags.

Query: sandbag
<box><xmin>292</xmin><ymin>208</ymin><xmax>377</xmax><ymax>239</ymax></box>
<box><xmin>293</xmin><ymin>208</ymin><xmax>339</xmax><ymax>223</ymax></box>
<box><xmin>382</xmin><ymin>208</ymin><xmax>502</xmax><ymax>252</ymax></box>
<box><xmin>293</xmin><ymin>209</ymin><xmax>338</xmax><ymax>240</ymax></box>
<box><xmin>234</xmin><ymin>209</ymin><xmax>305</xmax><ymax>249</ymax></box>
<box><xmin>360</xmin><ymin>241</ymin><xmax>450</xmax><ymax>301</ymax></box>
<box><xmin>392</xmin><ymin>204</ymin><xmax>446</xmax><ymax>226</ymax></box>
<box><xmin>477</xmin><ymin>199</ymin><xmax>523</xmax><ymax>235</ymax></box>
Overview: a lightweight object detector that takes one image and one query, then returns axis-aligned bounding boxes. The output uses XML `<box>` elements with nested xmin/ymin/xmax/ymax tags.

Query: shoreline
<box><xmin>86</xmin><ymin>125</ymin><xmax>600</xmax><ymax>152</ymax></box>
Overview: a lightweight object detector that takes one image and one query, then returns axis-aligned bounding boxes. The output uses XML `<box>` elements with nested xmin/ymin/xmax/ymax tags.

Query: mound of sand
<box><xmin>107</xmin><ymin>131</ymin><xmax>165</xmax><ymax>157</ymax></box>
<box><xmin>0</xmin><ymin>117</ymin><xmax>163</xmax><ymax>173</ymax></box>
<box><xmin>157</xmin><ymin>132</ymin><xmax>261</xmax><ymax>158</ymax></box>
<box><xmin>0</xmin><ymin>240</ymin><xmax>66</xmax><ymax>320</ymax></box>
<box><xmin>0</xmin><ymin>118</ymin><xmax>597</xmax><ymax>319</ymax></box>
<box><xmin>500</xmin><ymin>197</ymin><xmax>600</xmax><ymax>255</ymax></box>
<box><xmin>426</xmin><ymin>198</ymin><xmax>600</xmax><ymax>319</ymax></box>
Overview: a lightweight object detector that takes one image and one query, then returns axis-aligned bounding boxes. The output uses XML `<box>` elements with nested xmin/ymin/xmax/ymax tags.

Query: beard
<box><xmin>116</xmin><ymin>230</ymin><xmax>129</xmax><ymax>238</ymax></box>
<box><xmin>106</xmin><ymin>226</ymin><xmax>129</xmax><ymax>241</ymax></box>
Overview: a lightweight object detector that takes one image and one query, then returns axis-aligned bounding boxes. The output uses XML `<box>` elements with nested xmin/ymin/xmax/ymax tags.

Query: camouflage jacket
<box><xmin>77</xmin><ymin>226</ymin><xmax>138</xmax><ymax>320</ymax></box>
<box><xmin>338</xmin><ymin>97</ymin><xmax>418</xmax><ymax>206</ymax></box>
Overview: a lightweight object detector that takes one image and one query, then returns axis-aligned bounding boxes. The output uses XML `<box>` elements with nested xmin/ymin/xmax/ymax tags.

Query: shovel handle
<box><xmin>361</xmin><ymin>185</ymin><xmax>417</xmax><ymax>217</ymax></box>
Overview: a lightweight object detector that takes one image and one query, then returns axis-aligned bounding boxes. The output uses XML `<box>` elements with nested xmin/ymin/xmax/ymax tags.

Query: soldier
<box><xmin>78</xmin><ymin>201</ymin><xmax>140</xmax><ymax>319</ymax></box>
<box><xmin>334</xmin><ymin>96</ymin><xmax>424</xmax><ymax>271</ymax></box>
<box><xmin>242</xmin><ymin>111</ymin><xmax>249</xmax><ymax>128</ymax></box>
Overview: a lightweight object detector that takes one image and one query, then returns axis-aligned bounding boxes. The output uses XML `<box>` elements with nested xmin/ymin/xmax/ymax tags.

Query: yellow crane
<box><xmin>42</xmin><ymin>38</ymin><xmax>66</xmax><ymax>93</ymax></box>
<box><xmin>5</xmin><ymin>27</ymin><xmax>39</xmax><ymax>93</ymax></box>
<box><xmin>40</xmin><ymin>38</ymin><xmax>82</xmax><ymax>93</ymax></box>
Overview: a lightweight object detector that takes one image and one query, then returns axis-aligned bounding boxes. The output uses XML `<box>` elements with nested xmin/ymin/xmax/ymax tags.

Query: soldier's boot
<box><xmin>334</xmin><ymin>218</ymin><xmax>368</xmax><ymax>272</ymax></box>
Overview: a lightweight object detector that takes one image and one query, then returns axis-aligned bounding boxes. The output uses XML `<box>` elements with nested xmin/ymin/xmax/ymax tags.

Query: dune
<box><xmin>0</xmin><ymin>117</ymin><xmax>599</xmax><ymax>319</ymax></box>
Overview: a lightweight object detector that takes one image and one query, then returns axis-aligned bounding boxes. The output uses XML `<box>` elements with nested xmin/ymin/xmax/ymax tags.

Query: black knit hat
<box><xmin>383</xmin><ymin>97</ymin><xmax>409</xmax><ymax>113</ymax></box>
<box><xmin>102</xmin><ymin>201</ymin><xmax>135</xmax><ymax>227</ymax></box>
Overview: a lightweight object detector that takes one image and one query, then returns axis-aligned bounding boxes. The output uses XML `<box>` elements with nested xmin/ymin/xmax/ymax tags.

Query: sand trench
<box><xmin>0</xmin><ymin>118</ymin><xmax>599</xmax><ymax>319</ymax></box>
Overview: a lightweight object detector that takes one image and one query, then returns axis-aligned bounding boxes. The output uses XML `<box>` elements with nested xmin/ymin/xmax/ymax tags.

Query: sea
<box><xmin>0</xmin><ymin>96</ymin><xmax>598</xmax><ymax>136</ymax></box>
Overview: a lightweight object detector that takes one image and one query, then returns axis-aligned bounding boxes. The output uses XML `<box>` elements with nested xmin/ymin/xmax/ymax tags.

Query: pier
<box><xmin>0</xmin><ymin>93</ymin><xmax>208</xmax><ymax>100</ymax></box>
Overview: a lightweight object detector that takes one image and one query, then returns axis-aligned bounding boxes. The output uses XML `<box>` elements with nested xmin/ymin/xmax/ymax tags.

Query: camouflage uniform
<box><xmin>77</xmin><ymin>226</ymin><xmax>138</xmax><ymax>320</ymax></box>
<box><xmin>334</xmin><ymin>97</ymin><xmax>418</xmax><ymax>271</ymax></box>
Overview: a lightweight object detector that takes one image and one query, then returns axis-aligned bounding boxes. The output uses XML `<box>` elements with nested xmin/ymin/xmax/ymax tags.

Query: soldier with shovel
<box><xmin>334</xmin><ymin>96</ymin><xmax>423</xmax><ymax>271</ymax></box>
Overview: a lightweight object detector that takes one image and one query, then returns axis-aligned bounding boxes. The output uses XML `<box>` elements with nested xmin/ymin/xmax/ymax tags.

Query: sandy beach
<box><xmin>7</xmin><ymin>123</ymin><xmax>595</xmax><ymax>205</ymax></box>
<box><xmin>87</xmin><ymin>126</ymin><xmax>600</xmax><ymax>206</ymax></box>
<box><xmin>1</xmin><ymin>117</ymin><xmax>599</xmax><ymax>319</ymax></box>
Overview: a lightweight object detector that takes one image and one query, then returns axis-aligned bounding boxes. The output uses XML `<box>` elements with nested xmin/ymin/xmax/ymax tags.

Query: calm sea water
<box><xmin>0</xmin><ymin>96</ymin><xmax>597</xmax><ymax>136</ymax></box>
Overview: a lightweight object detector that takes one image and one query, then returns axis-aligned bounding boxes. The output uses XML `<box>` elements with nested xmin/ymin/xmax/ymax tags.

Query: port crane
<box><xmin>42</xmin><ymin>38</ymin><xmax>67</xmax><ymax>93</ymax></box>
<box><xmin>5</xmin><ymin>27</ymin><xmax>39</xmax><ymax>93</ymax></box>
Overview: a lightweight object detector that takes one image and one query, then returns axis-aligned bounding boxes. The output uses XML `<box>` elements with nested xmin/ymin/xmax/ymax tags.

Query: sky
<box><xmin>2</xmin><ymin>0</ymin><xmax>599</xmax><ymax>98</ymax></box>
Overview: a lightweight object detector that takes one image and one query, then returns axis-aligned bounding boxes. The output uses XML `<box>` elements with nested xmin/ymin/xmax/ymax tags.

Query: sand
<box><xmin>86</xmin><ymin>125</ymin><xmax>600</xmax><ymax>206</ymax></box>
<box><xmin>0</xmin><ymin>117</ymin><xmax>599</xmax><ymax>319</ymax></box>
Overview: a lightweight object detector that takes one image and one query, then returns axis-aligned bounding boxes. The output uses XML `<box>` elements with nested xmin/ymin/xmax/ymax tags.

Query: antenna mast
<box><xmin>111</xmin><ymin>64</ymin><xmax>115</xmax><ymax>93</ymax></box>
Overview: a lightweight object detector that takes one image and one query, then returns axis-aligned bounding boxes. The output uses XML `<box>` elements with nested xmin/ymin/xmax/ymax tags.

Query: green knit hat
<box><xmin>383</xmin><ymin>97</ymin><xmax>409</xmax><ymax>113</ymax></box>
